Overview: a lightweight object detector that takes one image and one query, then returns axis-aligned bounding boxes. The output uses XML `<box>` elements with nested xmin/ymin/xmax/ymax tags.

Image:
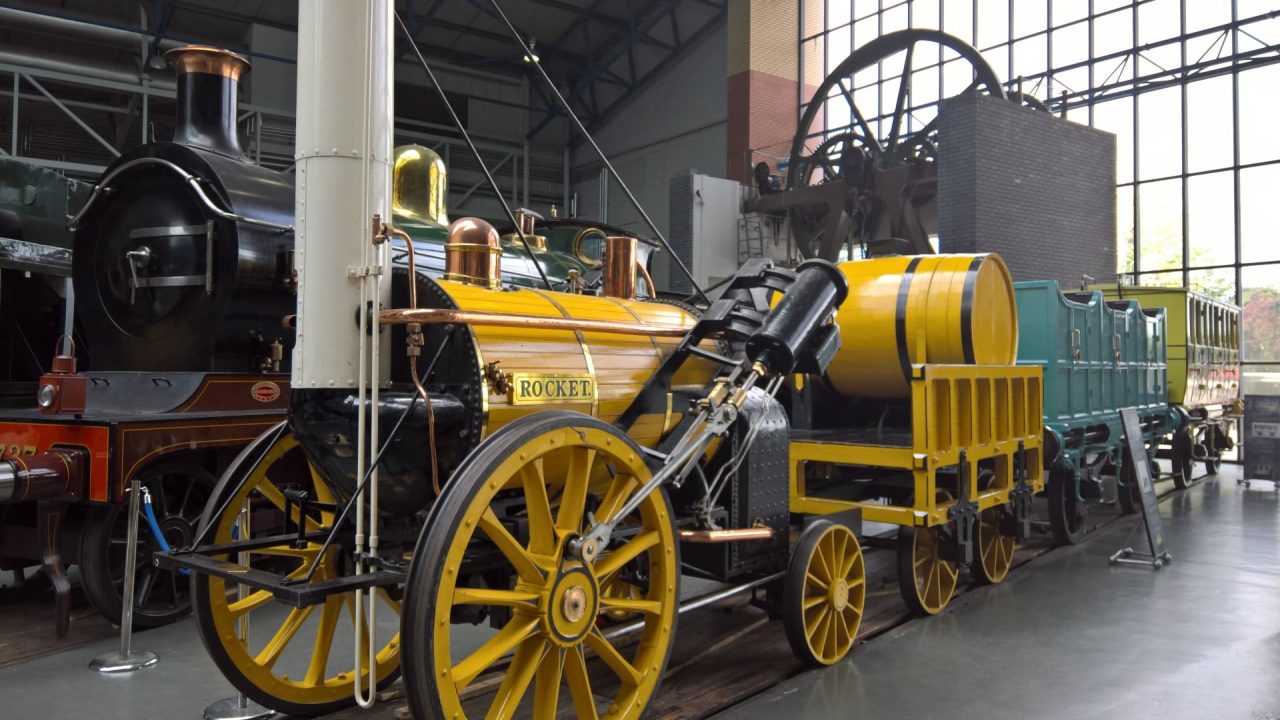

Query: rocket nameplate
<box><xmin>508</xmin><ymin>373</ymin><xmax>596</xmax><ymax>406</ymax></box>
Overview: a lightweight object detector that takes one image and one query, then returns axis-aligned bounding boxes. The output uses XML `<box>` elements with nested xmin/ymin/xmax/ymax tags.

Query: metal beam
<box><xmin>20</xmin><ymin>73</ymin><xmax>120</xmax><ymax>157</ymax></box>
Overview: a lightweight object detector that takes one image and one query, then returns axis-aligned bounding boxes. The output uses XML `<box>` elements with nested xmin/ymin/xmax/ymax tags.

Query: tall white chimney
<box><xmin>292</xmin><ymin>0</ymin><xmax>393</xmax><ymax>389</ymax></box>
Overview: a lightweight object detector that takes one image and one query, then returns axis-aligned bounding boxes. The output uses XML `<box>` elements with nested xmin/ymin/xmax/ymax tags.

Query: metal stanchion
<box><xmin>91</xmin><ymin>478</ymin><xmax>159</xmax><ymax>672</ymax></box>
<box><xmin>204</xmin><ymin>499</ymin><xmax>273</xmax><ymax>720</ymax></box>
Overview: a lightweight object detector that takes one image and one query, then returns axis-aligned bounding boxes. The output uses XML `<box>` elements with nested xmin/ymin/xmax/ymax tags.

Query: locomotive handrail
<box><xmin>379</xmin><ymin>306</ymin><xmax>693</xmax><ymax>337</ymax></box>
<box><xmin>65</xmin><ymin>157</ymin><xmax>294</xmax><ymax>235</ymax></box>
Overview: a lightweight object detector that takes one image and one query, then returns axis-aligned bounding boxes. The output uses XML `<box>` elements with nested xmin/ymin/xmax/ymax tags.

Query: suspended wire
<box><xmin>480</xmin><ymin>0</ymin><xmax>711</xmax><ymax>306</ymax></box>
<box><xmin>393</xmin><ymin>11</ymin><xmax>554</xmax><ymax>291</ymax></box>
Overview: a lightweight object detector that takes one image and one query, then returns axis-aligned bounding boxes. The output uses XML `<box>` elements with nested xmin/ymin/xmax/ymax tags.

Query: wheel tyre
<box><xmin>1205</xmin><ymin>456</ymin><xmax>1221</xmax><ymax>475</ymax></box>
<box><xmin>191</xmin><ymin>426</ymin><xmax>402</xmax><ymax>718</ymax></box>
<box><xmin>896</xmin><ymin>525</ymin><xmax>958</xmax><ymax>616</ymax></box>
<box><xmin>1046</xmin><ymin>467</ymin><xmax>1088</xmax><ymax>546</ymax></box>
<box><xmin>79</xmin><ymin>462</ymin><xmax>215</xmax><ymax>628</ymax></box>
<box><xmin>1172</xmin><ymin>432</ymin><xmax>1194</xmax><ymax>490</ymax></box>
<box><xmin>402</xmin><ymin>411</ymin><xmax>679</xmax><ymax>720</ymax></box>
<box><xmin>972</xmin><ymin>506</ymin><xmax>1015</xmax><ymax>585</ymax></box>
<box><xmin>784</xmin><ymin>521</ymin><xmax>865</xmax><ymax>667</ymax></box>
<box><xmin>1117</xmin><ymin>461</ymin><xmax>1141</xmax><ymax>515</ymax></box>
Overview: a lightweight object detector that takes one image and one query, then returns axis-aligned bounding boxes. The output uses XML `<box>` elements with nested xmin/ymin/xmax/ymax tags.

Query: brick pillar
<box><xmin>726</xmin><ymin>0</ymin><xmax>824</xmax><ymax>186</ymax></box>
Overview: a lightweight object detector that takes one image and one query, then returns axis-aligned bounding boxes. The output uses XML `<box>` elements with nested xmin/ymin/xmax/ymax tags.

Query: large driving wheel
<box><xmin>402</xmin><ymin>411</ymin><xmax>678</xmax><ymax>720</ymax></box>
<box><xmin>897</xmin><ymin>524</ymin><xmax>958</xmax><ymax>616</ymax></box>
<box><xmin>1046</xmin><ymin>465</ymin><xmax>1089</xmax><ymax>545</ymax></box>
<box><xmin>191</xmin><ymin>425</ymin><xmax>401</xmax><ymax>717</ymax></box>
<box><xmin>80</xmin><ymin>461</ymin><xmax>215</xmax><ymax>628</ymax></box>
<box><xmin>784</xmin><ymin>520</ymin><xmax>865</xmax><ymax>667</ymax></box>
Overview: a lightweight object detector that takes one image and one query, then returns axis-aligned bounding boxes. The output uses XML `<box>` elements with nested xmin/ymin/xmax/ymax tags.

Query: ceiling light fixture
<box><xmin>523</xmin><ymin>37</ymin><xmax>540</xmax><ymax>64</ymax></box>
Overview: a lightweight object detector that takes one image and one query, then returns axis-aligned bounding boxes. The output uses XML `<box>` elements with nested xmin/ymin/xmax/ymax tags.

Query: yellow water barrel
<box><xmin>826</xmin><ymin>253</ymin><xmax>1018</xmax><ymax>398</ymax></box>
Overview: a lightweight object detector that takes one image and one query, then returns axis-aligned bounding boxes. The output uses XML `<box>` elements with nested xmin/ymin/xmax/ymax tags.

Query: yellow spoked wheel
<box><xmin>600</xmin><ymin>578</ymin><xmax>647</xmax><ymax>622</ymax></box>
<box><xmin>973</xmin><ymin>467</ymin><xmax>1015</xmax><ymax>585</ymax></box>
<box><xmin>896</xmin><ymin>524</ymin><xmax>959</xmax><ymax>616</ymax></box>
<box><xmin>191</xmin><ymin>426</ymin><xmax>401</xmax><ymax>717</ymax></box>
<box><xmin>402</xmin><ymin>411</ymin><xmax>678</xmax><ymax>720</ymax></box>
<box><xmin>783</xmin><ymin>521</ymin><xmax>865</xmax><ymax>667</ymax></box>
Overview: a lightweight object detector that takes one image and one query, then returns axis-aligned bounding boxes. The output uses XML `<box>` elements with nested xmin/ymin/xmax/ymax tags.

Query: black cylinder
<box><xmin>746</xmin><ymin>259</ymin><xmax>849</xmax><ymax>375</ymax></box>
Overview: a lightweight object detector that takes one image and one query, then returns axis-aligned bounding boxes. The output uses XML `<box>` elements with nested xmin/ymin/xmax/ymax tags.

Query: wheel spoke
<box><xmin>599</xmin><ymin>596</ymin><xmax>663</xmax><ymax>616</ymax></box>
<box><xmin>584</xmin><ymin>630</ymin><xmax>642</xmax><ymax>688</ymax></box>
<box><xmin>805</xmin><ymin>603</ymin><xmax>829</xmax><ymax>637</ymax></box>
<box><xmin>533</xmin><ymin>646</ymin><xmax>566</xmax><ymax>720</ymax></box>
<box><xmin>555</xmin><ymin>447</ymin><xmax>596</xmax><ymax>533</ymax></box>
<box><xmin>595</xmin><ymin>473</ymin><xmax>640</xmax><ymax>524</ymax></box>
<box><xmin>303</xmin><ymin>595</ymin><xmax>344</xmax><ymax>685</ymax></box>
<box><xmin>228</xmin><ymin>589</ymin><xmax>275</xmax><ymax>618</ymax></box>
<box><xmin>805</xmin><ymin>571</ymin><xmax>829</xmax><ymax>592</ymax></box>
<box><xmin>887</xmin><ymin>45</ymin><xmax>915</xmax><ymax>149</ymax></box>
<box><xmin>255</xmin><ymin>606</ymin><xmax>314</xmax><ymax>669</ymax></box>
<box><xmin>453</xmin><ymin>587</ymin><xmax>540</xmax><ymax>610</ymax></box>
<box><xmin>593</xmin><ymin>530</ymin><xmax>658</xmax><ymax>581</ymax></box>
<box><xmin>485</xmin><ymin>637</ymin><xmax>547</xmax><ymax>720</ymax></box>
<box><xmin>254</xmin><ymin>544</ymin><xmax>321</xmax><ymax>560</ymax></box>
<box><xmin>479</xmin><ymin>508</ymin><xmax>545</xmax><ymax>583</ymax></box>
<box><xmin>451</xmin><ymin>615</ymin><xmax>540</xmax><ymax>690</ymax></box>
<box><xmin>564</xmin><ymin>646</ymin><xmax>600</xmax><ymax>720</ymax></box>
<box><xmin>134</xmin><ymin>565</ymin><xmax>157</xmax><ymax>607</ymax></box>
<box><xmin>519</xmin><ymin>460</ymin><xmax>555</xmax><ymax>555</ymax></box>
<box><xmin>179</xmin><ymin>481</ymin><xmax>195</xmax><ymax>518</ymax></box>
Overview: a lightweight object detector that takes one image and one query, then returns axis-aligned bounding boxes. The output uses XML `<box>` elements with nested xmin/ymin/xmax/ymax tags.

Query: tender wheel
<box><xmin>972</xmin><ymin>467</ymin><xmax>1015</xmax><ymax>584</ymax></box>
<box><xmin>80</xmin><ymin>461</ymin><xmax>214</xmax><ymax>628</ymax></box>
<box><xmin>1046</xmin><ymin>466</ymin><xmax>1089</xmax><ymax>545</ymax></box>
<box><xmin>1173</xmin><ymin>431</ymin><xmax>1194</xmax><ymax>489</ymax></box>
<box><xmin>784</xmin><ymin>521</ymin><xmax>865</xmax><ymax>667</ymax></box>
<box><xmin>191</xmin><ymin>426</ymin><xmax>401</xmax><ymax>717</ymax></box>
<box><xmin>402</xmin><ymin>412</ymin><xmax>679</xmax><ymax>720</ymax></box>
<box><xmin>897</xmin><ymin>525</ymin><xmax>958</xmax><ymax>615</ymax></box>
<box><xmin>1205</xmin><ymin>455</ymin><xmax>1221</xmax><ymax>475</ymax></box>
<box><xmin>1117</xmin><ymin>460</ymin><xmax>1142</xmax><ymax>515</ymax></box>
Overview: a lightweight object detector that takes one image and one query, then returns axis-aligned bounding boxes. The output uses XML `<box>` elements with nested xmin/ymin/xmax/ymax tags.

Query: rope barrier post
<box><xmin>204</xmin><ymin>499</ymin><xmax>273</xmax><ymax>720</ymax></box>
<box><xmin>90</xmin><ymin>478</ymin><xmax>159</xmax><ymax>673</ymax></box>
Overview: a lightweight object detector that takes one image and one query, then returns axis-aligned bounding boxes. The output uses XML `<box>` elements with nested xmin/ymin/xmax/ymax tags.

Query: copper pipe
<box><xmin>379</xmin><ymin>307</ymin><xmax>691</xmax><ymax>337</ymax></box>
<box><xmin>678</xmin><ymin>527</ymin><xmax>776</xmax><ymax>543</ymax></box>
<box><xmin>636</xmin><ymin>260</ymin><xmax>655</xmax><ymax>298</ymax></box>
<box><xmin>602</xmin><ymin>236</ymin><xmax>637</xmax><ymax>300</ymax></box>
<box><xmin>386</xmin><ymin>224</ymin><xmax>416</xmax><ymax>309</ymax></box>
<box><xmin>410</xmin><ymin>355</ymin><xmax>440</xmax><ymax>496</ymax></box>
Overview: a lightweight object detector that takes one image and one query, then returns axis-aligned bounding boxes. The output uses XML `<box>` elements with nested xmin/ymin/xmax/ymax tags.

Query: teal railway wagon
<box><xmin>1014</xmin><ymin>281</ymin><xmax>1180</xmax><ymax>544</ymax></box>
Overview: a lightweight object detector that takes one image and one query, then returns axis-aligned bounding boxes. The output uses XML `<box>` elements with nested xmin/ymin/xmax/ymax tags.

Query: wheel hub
<box><xmin>545</xmin><ymin>566</ymin><xmax>599</xmax><ymax>646</ymax></box>
<box><xmin>829</xmin><ymin>578</ymin><xmax>849</xmax><ymax>611</ymax></box>
<box><xmin>159</xmin><ymin>516</ymin><xmax>193</xmax><ymax>549</ymax></box>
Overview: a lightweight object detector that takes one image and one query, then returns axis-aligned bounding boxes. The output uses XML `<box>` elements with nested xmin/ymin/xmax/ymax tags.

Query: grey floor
<box><xmin>1</xmin><ymin>467</ymin><xmax>1276</xmax><ymax>719</ymax></box>
<box><xmin>716</xmin><ymin>465</ymin><xmax>1280</xmax><ymax>720</ymax></box>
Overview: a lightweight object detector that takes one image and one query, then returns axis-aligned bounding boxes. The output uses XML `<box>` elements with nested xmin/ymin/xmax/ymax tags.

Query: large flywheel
<box><xmin>771</xmin><ymin>30</ymin><xmax>1005</xmax><ymax>261</ymax></box>
<box><xmin>402</xmin><ymin>411</ymin><xmax>678</xmax><ymax>720</ymax></box>
<box><xmin>191</xmin><ymin>425</ymin><xmax>402</xmax><ymax>717</ymax></box>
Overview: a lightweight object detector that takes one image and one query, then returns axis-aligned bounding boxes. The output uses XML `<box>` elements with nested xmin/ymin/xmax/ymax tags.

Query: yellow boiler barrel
<box><xmin>825</xmin><ymin>253</ymin><xmax>1018</xmax><ymax>398</ymax></box>
<box><xmin>433</xmin><ymin>280</ymin><xmax>717</xmax><ymax>447</ymax></box>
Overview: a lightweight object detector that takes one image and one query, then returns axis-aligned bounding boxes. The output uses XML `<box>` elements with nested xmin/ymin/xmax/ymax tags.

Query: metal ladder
<box><xmin>738</xmin><ymin>214</ymin><xmax>766</xmax><ymax>262</ymax></box>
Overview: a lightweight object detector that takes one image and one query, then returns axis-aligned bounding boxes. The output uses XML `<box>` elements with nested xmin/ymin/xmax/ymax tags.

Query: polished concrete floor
<box><xmin>1</xmin><ymin>467</ymin><xmax>1275</xmax><ymax>719</ymax></box>
<box><xmin>716</xmin><ymin>466</ymin><xmax>1280</xmax><ymax>720</ymax></box>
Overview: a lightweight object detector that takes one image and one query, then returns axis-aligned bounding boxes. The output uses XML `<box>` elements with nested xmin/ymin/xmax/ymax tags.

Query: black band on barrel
<box><xmin>961</xmin><ymin>256</ymin><xmax>983</xmax><ymax>364</ymax></box>
<box><xmin>896</xmin><ymin>257</ymin><xmax>923</xmax><ymax>384</ymax></box>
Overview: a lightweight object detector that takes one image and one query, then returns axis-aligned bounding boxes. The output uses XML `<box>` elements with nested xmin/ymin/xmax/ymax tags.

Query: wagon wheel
<box><xmin>1046</xmin><ymin>465</ymin><xmax>1089</xmax><ymax>545</ymax></box>
<box><xmin>785</xmin><ymin>29</ymin><xmax>1004</xmax><ymax>259</ymax></box>
<box><xmin>784</xmin><ymin>520</ymin><xmax>865</xmax><ymax>667</ymax></box>
<box><xmin>897</xmin><ymin>522</ymin><xmax>958</xmax><ymax>616</ymax></box>
<box><xmin>402</xmin><ymin>412</ymin><xmax>678</xmax><ymax>720</ymax></box>
<box><xmin>1173</xmin><ymin>430</ymin><xmax>1195</xmax><ymax>489</ymax></box>
<box><xmin>191</xmin><ymin>425</ymin><xmax>402</xmax><ymax>717</ymax></box>
<box><xmin>80</xmin><ymin>461</ymin><xmax>215</xmax><ymax>628</ymax></box>
<box><xmin>972</xmin><ymin>468</ymin><xmax>1015</xmax><ymax>584</ymax></box>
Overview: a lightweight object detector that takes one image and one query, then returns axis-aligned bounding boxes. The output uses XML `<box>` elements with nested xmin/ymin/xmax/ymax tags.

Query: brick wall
<box><xmin>937</xmin><ymin>93</ymin><xmax>1117</xmax><ymax>288</ymax></box>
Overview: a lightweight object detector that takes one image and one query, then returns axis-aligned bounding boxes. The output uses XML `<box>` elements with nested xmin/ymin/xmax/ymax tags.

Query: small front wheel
<box><xmin>784</xmin><ymin>521</ymin><xmax>865</xmax><ymax>667</ymax></box>
<box><xmin>897</xmin><ymin>525</ymin><xmax>958</xmax><ymax>615</ymax></box>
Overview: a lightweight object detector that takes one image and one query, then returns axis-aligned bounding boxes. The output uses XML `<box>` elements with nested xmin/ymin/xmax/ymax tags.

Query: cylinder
<box><xmin>444</xmin><ymin>217</ymin><xmax>503</xmax><ymax>289</ymax></box>
<box><xmin>601</xmin><ymin>236</ymin><xmax>638</xmax><ymax>300</ymax></box>
<box><xmin>291</xmin><ymin>1</ymin><xmax>393</xmax><ymax>389</ymax></box>
<box><xmin>747</xmin><ymin>259</ymin><xmax>848</xmax><ymax>374</ymax></box>
<box><xmin>826</xmin><ymin>253</ymin><xmax>1018</xmax><ymax>398</ymax></box>
<box><xmin>0</xmin><ymin>450</ymin><xmax>79</xmax><ymax>503</ymax></box>
<box><xmin>165</xmin><ymin>45</ymin><xmax>250</xmax><ymax>157</ymax></box>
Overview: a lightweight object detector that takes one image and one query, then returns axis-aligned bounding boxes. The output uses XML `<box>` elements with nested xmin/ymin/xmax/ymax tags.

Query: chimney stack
<box><xmin>164</xmin><ymin>45</ymin><xmax>250</xmax><ymax>157</ymax></box>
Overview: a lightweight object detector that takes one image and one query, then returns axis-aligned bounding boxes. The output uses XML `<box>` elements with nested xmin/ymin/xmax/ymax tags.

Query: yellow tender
<box><xmin>789</xmin><ymin>254</ymin><xmax>1043</xmax><ymax>616</ymax></box>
